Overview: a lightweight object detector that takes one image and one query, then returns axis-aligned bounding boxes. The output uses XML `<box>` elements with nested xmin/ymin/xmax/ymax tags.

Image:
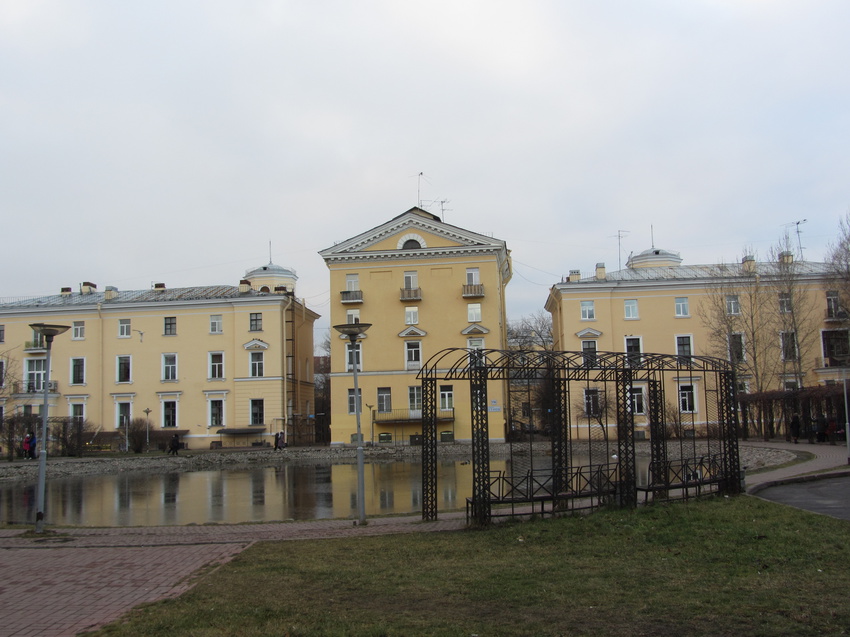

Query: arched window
<box><xmin>402</xmin><ymin>239</ymin><xmax>421</xmax><ymax>250</ymax></box>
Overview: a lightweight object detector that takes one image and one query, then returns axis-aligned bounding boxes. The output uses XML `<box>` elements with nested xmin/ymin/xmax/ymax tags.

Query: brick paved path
<box><xmin>0</xmin><ymin>441</ymin><xmax>847</xmax><ymax>637</ymax></box>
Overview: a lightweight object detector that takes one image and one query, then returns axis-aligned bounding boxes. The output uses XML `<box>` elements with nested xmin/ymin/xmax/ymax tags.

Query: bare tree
<box><xmin>827</xmin><ymin>211</ymin><xmax>850</xmax><ymax>317</ymax></box>
<box><xmin>507</xmin><ymin>310</ymin><xmax>554</xmax><ymax>351</ymax></box>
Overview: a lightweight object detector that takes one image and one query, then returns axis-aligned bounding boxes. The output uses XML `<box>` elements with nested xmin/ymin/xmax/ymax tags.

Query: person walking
<box><xmin>168</xmin><ymin>434</ymin><xmax>180</xmax><ymax>456</ymax></box>
<box><xmin>790</xmin><ymin>413</ymin><xmax>801</xmax><ymax>444</ymax></box>
<box><xmin>28</xmin><ymin>431</ymin><xmax>37</xmax><ymax>459</ymax></box>
<box><xmin>22</xmin><ymin>433</ymin><xmax>31</xmax><ymax>460</ymax></box>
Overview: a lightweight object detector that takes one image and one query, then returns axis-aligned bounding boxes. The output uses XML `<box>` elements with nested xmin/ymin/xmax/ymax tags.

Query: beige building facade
<box><xmin>545</xmin><ymin>247</ymin><xmax>846</xmax><ymax>435</ymax></box>
<box><xmin>319</xmin><ymin>207</ymin><xmax>512</xmax><ymax>445</ymax></box>
<box><xmin>0</xmin><ymin>263</ymin><xmax>318</xmax><ymax>449</ymax></box>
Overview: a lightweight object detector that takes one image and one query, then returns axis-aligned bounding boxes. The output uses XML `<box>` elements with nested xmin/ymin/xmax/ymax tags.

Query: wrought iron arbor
<box><xmin>419</xmin><ymin>348</ymin><xmax>742</xmax><ymax>524</ymax></box>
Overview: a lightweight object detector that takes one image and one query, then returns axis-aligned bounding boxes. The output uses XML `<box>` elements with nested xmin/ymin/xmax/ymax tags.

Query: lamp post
<box><xmin>843</xmin><ymin>368</ymin><xmax>850</xmax><ymax>465</ymax></box>
<box><xmin>333</xmin><ymin>321</ymin><xmax>371</xmax><ymax>525</ymax></box>
<box><xmin>143</xmin><ymin>408</ymin><xmax>152</xmax><ymax>452</ymax></box>
<box><xmin>29</xmin><ymin>323</ymin><xmax>69</xmax><ymax>533</ymax></box>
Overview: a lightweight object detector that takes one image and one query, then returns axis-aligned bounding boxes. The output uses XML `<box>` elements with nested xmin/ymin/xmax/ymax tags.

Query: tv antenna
<box><xmin>609</xmin><ymin>230</ymin><xmax>630</xmax><ymax>270</ymax></box>
<box><xmin>782</xmin><ymin>219</ymin><xmax>807</xmax><ymax>260</ymax></box>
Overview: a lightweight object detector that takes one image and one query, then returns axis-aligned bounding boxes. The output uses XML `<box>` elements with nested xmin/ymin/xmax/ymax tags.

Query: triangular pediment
<box><xmin>243</xmin><ymin>339</ymin><xmax>270</xmax><ymax>350</ymax></box>
<box><xmin>319</xmin><ymin>207</ymin><xmax>507</xmax><ymax>262</ymax></box>
<box><xmin>399</xmin><ymin>326</ymin><xmax>427</xmax><ymax>337</ymax></box>
<box><xmin>461</xmin><ymin>324</ymin><xmax>490</xmax><ymax>335</ymax></box>
<box><xmin>576</xmin><ymin>328</ymin><xmax>603</xmax><ymax>338</ymax></box>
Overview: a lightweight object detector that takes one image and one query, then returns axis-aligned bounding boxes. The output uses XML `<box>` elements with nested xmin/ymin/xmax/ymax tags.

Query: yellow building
<box><xmin>0</xmin><ymin>263</ymin><xmax>319</xmax><ymax>449</ymax></box>
<box><xmin>319</xmin><ymin>207</ymin><xmax>512</xmax><ymax>445</ymax></box>
<box><xmin>545</xmin><ymin>247</ymin><xmax>845</xmax><ymax>434</ymax></box>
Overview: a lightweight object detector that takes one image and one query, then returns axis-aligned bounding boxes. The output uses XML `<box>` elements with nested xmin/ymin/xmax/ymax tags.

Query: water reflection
<box><xmin>0</xmin><ymin>457</ymin><xmax>654</xmax><ymax>528</ymax></box>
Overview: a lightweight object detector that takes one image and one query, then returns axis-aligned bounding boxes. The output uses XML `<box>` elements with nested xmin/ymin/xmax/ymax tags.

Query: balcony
<box><xmin>340</xmin><ymin>290</ymin><xmax>363</xmax><ymax>303</ymax></box>
<box><xmin>399</xmin><ymin>287</ymin><xmax>422</xmax><ymax>301</ymax></box>
<box><xmin>462</xmin><ymin>283</ymin><xmax>485</xmax><ymax>298</ymax></box>
<box><xmin>14</xmin><ymin>380</ymin><xmax>58</xmax><ymax>394</ymax></box>
<box><xmin>373</xmin><ymin>408</ymin><xmax>455</xmax><ymax>424</ymax></box>
<box><xmin>826</xmin><ymin>309</ymin><xmax>849</xmax><ymax>322</ymax></box>
<box><xmin>24</xmin><ymin>340</ymin><xmax>47</xmax><ymax>352</ymax></box>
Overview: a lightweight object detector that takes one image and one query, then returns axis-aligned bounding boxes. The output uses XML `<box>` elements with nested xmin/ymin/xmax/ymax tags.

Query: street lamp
<box><xmin>143</xmin><ymin>408</ymin><xmax>152</xmax><ymax>452</ymax></box>
<box><xmin>29</xmin><ymin>323</ymin><xmax>69</xmax><ymax>533</ymax></box>
<box><xmin>333</xmin><ymin>321</ymin><xmax>372</xmax><ymax>525</ymax></box>
<box><xmin>843</xmin><ymin>368</ymin><xmax>850</xmax><ymax>466</ymax></box>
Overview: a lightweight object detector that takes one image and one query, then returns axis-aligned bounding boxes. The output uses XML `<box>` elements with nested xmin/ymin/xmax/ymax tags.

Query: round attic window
<box><xmin>397</xmin><ymin>233</ymin><xmax>427</xmax><ymax>250</ymax></box>
<box><xmin>403</xmin><ymin>239</ymin><xmax>421</xmax><ymax>249</ymax></box>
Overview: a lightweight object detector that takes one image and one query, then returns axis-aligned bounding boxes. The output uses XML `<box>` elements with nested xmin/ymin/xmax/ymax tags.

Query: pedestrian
<box><xmin>168</xmin><ymin>433</ymin><xmax>180</xmax><ymax>456</ymax></box>
<box><xmin>827</xmin><ymin>417</ymin><xmax>838</xmax><ymax>445</ymax></box>
<box><xmin>274</xmin><ymin>431</ymin><xmax>281</xmax><ymax>450</ymax></box>
<box><xmin>22</xmin><ymin>433</ymin><xmax>31</xmax><ymax>460</ymax></box>
<box><xmin>28</xmin><ymin>431</ymin><xmax>37</xmax><ymax>459</ymax></box>
<box><xmin>790</xmin><ymin>413</ymin><xmax>801</xmax><ymax>444</ymax></box>
<box><xmin>816</xmin><ymin>413</ymin><xmax>828</xmax><ymax>443</ymax></box>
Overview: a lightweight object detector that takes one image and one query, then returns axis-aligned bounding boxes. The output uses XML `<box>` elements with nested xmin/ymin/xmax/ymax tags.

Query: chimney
<box><xmin>568</xmin><ymin>269</ymin><xmax>581</xmax><ymax>283</ymax></box>
<box><xmin>80</xmin><ymin>282</ymin><xmax>97</xmax><ymax>294</ymax></box>
<box><xmin>595</xmin><ymin>263</ymin><xmax>606</xmax><ymax>281</ymax></box>
<box><xmin>60</xmin><ymin>287</ymin><xmax>72</xmax><ymax>297</ymax></box>
<box><xmin>779</xmin><ymin>251</ymin><xmax>794</xmax><ymax>265</ymax></box>
<box><xmin>741</xmin><ymin>255</ymin><xmax>756</xmax><ymax>274</ymax></box>
<box><xmin>104</xmin><ymin>286</ymin><xmax>118</xmax><ymax>300</ymax></box>
<box><xmin>239</xmin><ymin>279</ymin><xmax>251</xmax><ymax>293</ymax></box>
<box><xmin>153</xmin><ymin>282</ymin><xmax>166</xmax><ymax>291</ymax></box>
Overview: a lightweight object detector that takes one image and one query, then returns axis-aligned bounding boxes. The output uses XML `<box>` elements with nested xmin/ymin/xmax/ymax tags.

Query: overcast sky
<box><xmin>2</xmin><ymin>1</ymin><xmax>846</xmax><ymax>341</ymax></box>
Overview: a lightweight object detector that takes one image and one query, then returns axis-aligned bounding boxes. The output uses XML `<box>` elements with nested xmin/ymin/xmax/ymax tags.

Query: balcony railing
<box><xmin>373</xmin><ymin>408</ymin><xmax>455</xmax><ymax>423</ymax></box>
<box><xmin>826</xmin><ymin>309</ymin><xmax>849</xmax><ymax>321</ymax></box>
<box><xmin>399</xmin><ymin>287</ymin><xmax>422</xmax><ymax>301</ymax></box>
<box><xmin>14</xmin><ymin>380</ymin><xmax>58</xmax><ymax>394</ymax></box>
<box><xmin>24</xmin><ymin>340</ymin><xmax>46</xmax><ymax>351</ymax></box>
<box><xmin>462</xmin><ymin>283</ymin><xmax>485</xmax><ymax>298</ymax></box>
<box><xmin>340</xmin><ymin>290</ymin><xmax>363</xmax><ymax>303</ymax></box>
<box><xmin>822</xmin><ymin>356</ymin><xmax>850</xmax><ymax>369</ymax></box>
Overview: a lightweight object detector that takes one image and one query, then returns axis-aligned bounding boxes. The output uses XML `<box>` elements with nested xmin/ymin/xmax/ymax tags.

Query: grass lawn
<box><xmin>89</xmin><ymin>495</ymin><xmax>850</xmax><ymax>637</ymax></box>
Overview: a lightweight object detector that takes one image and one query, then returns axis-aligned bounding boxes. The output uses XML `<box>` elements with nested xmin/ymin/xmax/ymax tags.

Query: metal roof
<box><xmin>0</xmin><ymin>285</ymin><xmax>272</xmax><ymax>309</ymax></box>
<box><xmin>575</xmin><ymin>260</ymin><xmax>832</xmax><ymax>284</ymax></box>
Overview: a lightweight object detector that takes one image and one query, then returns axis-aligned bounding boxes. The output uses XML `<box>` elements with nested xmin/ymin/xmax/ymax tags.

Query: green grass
<box><xmin>89</xmin><ymin>496</ymin><xmax>850</xmax><ymax>637</ymax></box>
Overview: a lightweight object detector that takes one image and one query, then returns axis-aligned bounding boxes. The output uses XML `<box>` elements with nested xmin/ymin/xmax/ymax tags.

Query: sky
<box><xmin>2</xmin><ymin>1</ymin><xmax>847</xmax><ymax>343</ymax></box>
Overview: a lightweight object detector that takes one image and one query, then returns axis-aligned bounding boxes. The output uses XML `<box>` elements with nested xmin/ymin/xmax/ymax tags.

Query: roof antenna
<box><xmin>417</xmin><ymin>172</ymin><xmax>423</xmax><ymax>207</ymax></box>
<box><xmin>609</xmin><ymin>230</ymin><xmax>629</xmax><ymax>270</ymax></box>
<box><xmin>269</xmin><ymin>241</ymin><xmax>273</xmax><ymax>264</ymax></box>
<box><xmin>438</xmin><ymin>199</ymin><xmax>451</xmax><ymax>222</ymax></box>
<box><xmin>650</xmin><ymin>225</ymin><xmax>656</xmax><ymax>250</ymax></box>
<box><xmin>783</xmin><ymin>219</ymin><xmax>807</xmax><ymax>260</ymax></box>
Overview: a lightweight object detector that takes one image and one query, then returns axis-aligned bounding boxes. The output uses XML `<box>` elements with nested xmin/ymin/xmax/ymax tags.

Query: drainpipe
<box><xmin>281</xmin><ymin>295</ymin><xmax>293</xmax><ymax>445</ymax></box>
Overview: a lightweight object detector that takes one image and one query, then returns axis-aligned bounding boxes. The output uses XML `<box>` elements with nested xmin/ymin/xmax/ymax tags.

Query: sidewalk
<box><xmin>1</xmin><ymin>441</ymin><xmax>847</xmax><ymax>637</ymax></box>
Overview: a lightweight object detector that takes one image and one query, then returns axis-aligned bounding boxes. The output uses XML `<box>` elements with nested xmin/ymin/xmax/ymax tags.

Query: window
<box><xmin>408</xmin><ymin>386</ymin><xmax>422</xmax><ymax>412</ymax></box>
<box><xmin>210</xmin><ymin>314</ymin><xmax>223</xmax><ymax>334</ymax></box>
<box><xmin>210</xmin><ymin>400</ymin><xmax>224</xmax><ymax>427</ymax></box>
<box><xmin>406</xmin><ymin>341</ymin><xmax>421</xmax><ymax>370</ymax></box>
<box><xmin>677</xmin><ymin>335</ymin><xmax>693</xmax><ymax>359</ymax></box>
<box><xmin>466</xmin><ymin>268</ymin><xmax>480</xmax><ymax>285</ymax></box>
<box><xmin>624</xmin><ymin>299</ymin><xmax>639</xmax><ymax>319</ymax></box>
<box><xmin>346</xmin><ymin>274</ymin><xmax>360</xmax><ymax>291</ymax></box>
<box><xmin>582</xmin><ymin>340</ymin><xmax>597</xmax><ymax>366</ymax></box>
<box><xmin>0</xmin><ymin>325</ymin><xmax>4</xmax><ymax>343</ymax></box>
<box><xmin>26</xmin><ymin>359</ymin><xmax>45</xmax><ymax>392</ymax></box>
<box><xmin>827</xmin><ymin>291</ymin><xmax>843</xmax><ymax>319</ymax></box>
<box><xmin>675</xmin><ymin>297</ymin><xmax>689</xmax><ymax>317</ymax></box>
<box><xmin>250</xmin><ymin>399</ymin><xmax>264</xmax><ymax>425</ymax></box>
<box><xmin>117</xmin><ymin>356</ymin><xmax>131</xmax><ymax>383</ymax></box>
<box><xmin>781</xmin><ymin>331</ymin><xmax>798</xmax><ymax>361</ymax></box>
<box><xmin>346</xmin><ymin>342</ymin><xmax>361</xmax><ymax>371</ymax></box>
<box><xmin>163</xmin><ymin>401</ymin><xmax>177</xmax><ymax>428</ymax></box>
<box><xmin>119</xmin><ymin>319</ymin><xmax>131</xmax><ymax>338</ymax></box>
<box><xmin>630</xmin><ymin>387</ymin><xmax>645</xmax><ymax>415</ymax></box>
<box><xmin>467</xmin><ymin>303</ymin><xmax>482</xmax><ymax>322</ymax></box>
<box><xmin>162</xmin><ymin>354</ymin><xmax>177</xmax><ymax>381</ymax></box>
<box><xmin>404</xmin><ymin>271</ymin><xmax>418</xmax><ymax>289</ymax></box>
<box><xmin>347</xmin><ymin>389</ymin><xmax>362</xmax><ymax>414</ymax></box>
<box><xmin>784</xmin><ymin>380</ymin><xmax>799</xmax><ymax>391</ymax></box>
<box><xmin>584</xmin><ymin>388</ymin><xmax>600</xmax><ymax>417</ymax></box>
<box><xmin>822</xmin><ymin>329</ymin><xmax>850</xmax><ymax>367</ymax></box>
<box><xmin>580</xmin><ymin>300</ymin><xmax>595</xmax><ymax>320</ymax></box>
<box><xmin>250</xmin><ymin>313</ymin><xmax>263</xmax><ymax>332</ymax></box>
<box><xmin>0</xmin><ymin>359</ymin><xmax>5</xmax><ymax>388</ymax></box>
<box><xmin>346</xmin><ymin>309</ymin><xmax>360</xmax><ymax>324</ymax></box>
<box><xmin>679</xmin><ymin>385</ymin><xmax>695</xmax><ymax>413</ymax></box>
<box><xmin>117</xmin><ymin>402</ymin><xmax>131</xmax><ymax>429</ymax></box>
<box><xmin>209</xmin><ymin>352</ymin><xmax>224</xmax><ymax>379</ymax></box>
<box><xmin>726</xmin><ymin>295</ymin><xmax>740</xmax><ymax>315</ymax></box>
<box><xmin>625</xmin><ymin>337</ymin><xmax>642</xmax><ymax>367</ymax></box>
<box><xmin>71</xmin><ymin>358</ymin><xmax>85</xmax><ymax>385</ymax></box>
<box><xmin>729</xmin><ymin>333</ymin><xmax>745</xmax><ymax>364</ymax></box>
<box><xmin>164</xmin><ymin>317</ymin><xmax>177</xmax><ymax>335</ymax></box>
<box><xmin>405</xmin><ymin>306</ymin><xmax>419</xmax><ymax>325</ymax></box>
<box><xmin>250</xmin><ymin>352</ymin><xmax>264</xmax><ymax>377</ymax></box>
<box><xmin>467</xmin><ymin>337</ymin><xmax>484</xmax><ymax>350</ymax></box>
<box><xmin>31</xmin><ymin>330</ymin><xmax>45</xmax><ymax>349</ymax></box>
<box><xmin>377</xmin><ymin>387</ymin><xmax>392</xmax><ymax>413</ymax></box>
<box><xmin>73</xmin><ymin>321</ymin><xmax>85</xmax><ymax>340</ymax></box>
<box><xmin>440</xmin><ymin>385</ymin><xmax>454</xmax><ymax>411</ymax></box>
<box><xmin>779</xmin><ymin>292</ymin><xmax>792</xmax><ymax>314</ymax></box>
<box><xmin>71</xmin><ymin>404</ymin><xmax>84</xmax><ymax>422</ymax></box>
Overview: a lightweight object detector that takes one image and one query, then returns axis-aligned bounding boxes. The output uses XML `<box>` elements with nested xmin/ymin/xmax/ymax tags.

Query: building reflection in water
<box><xmin>0</xmin><ymin>457</ymin><xmax>654</xmax><ymax>528</ymax></box>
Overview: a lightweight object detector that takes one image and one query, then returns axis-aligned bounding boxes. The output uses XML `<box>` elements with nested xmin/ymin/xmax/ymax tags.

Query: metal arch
<box><xmin>421</xmin><ymin>375</ymin><xmax>438</xmax><ymax>520</ymax></box>
<box><xmin>615</xmin><ymin>368</ymin><xmax>637</xmax><ymax>507</ymax></box>
<box><xmin>469</xmin><ymin>357</ymin><xmax>491</xmax><ymax>526</ymax></box>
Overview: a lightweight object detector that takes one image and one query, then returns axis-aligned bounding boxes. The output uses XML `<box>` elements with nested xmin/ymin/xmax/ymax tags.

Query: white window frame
<box><xmin>162</xmin><ymin>353</ymin><xmax>178</xmax><ymax>381</ymax></box>
<box><xmin>406</xmin><ymin>341</ymin><xmax>422</xmax><ymax>370</ymax></box>
<box><xmin>346</xmin><ymin>342</ymin><xmax>362</xmax><ymax>372</ymax></box>
<box><xmin>580</xmin><ymin>300</ymin><xmax>595</xmax><ymax>320</ymax></box>
<box><xmin>377</xmin><ymin>387</ymin><xmax>392</xmax><ymax>413</ymax></box>
<box><xmin>210</xmin><ymin>314</ymin><xmax>223</xmax><ymax>334</ymax></box>
<box><xmin>676</xmin><ymin>335</ymin><xmax>693</xmax><ymax>358</ymax></box>
<box><xmin>675</xmin><ymin>297</ymin><xmax>689</xmax><ymax>317</ymax></box>
<box><xmin>116</xmin><ymin>401</ymin><xmax>132</xmax><ymax>430</ymax></box>
<box><xmin>209</xmin><ymin>352</ymin><xmax>224</xmax><ymax>380</ymax></box>
<box><xmin>209</xmin><ymin>398</ymin><xmax>225</xmax><ymax>427</ymax></box>
<box><xmin>624</xmin><ymin>299</ymin><xmax>639</xmax><ymax>320</ymax></box>
<box><xmin>404</xmin><ymin>271</ymin><xmax>418</xmax><ymax>290</ymax></box>
<box><xmin>467</xmin><ymin>303</ymin><xmax>482</xmax><ymax>323</ymax></box>
<box><xmin>466</xmin><ymin>268</ymin><xmax>480</xmax><ymax>285</ymax></box>
<box><xmin>584</xmin><ymin>388</ymin><xmax>600</xmax><ymax>417</ymax></box>
<box><xmin>26</xmin><ymin>358</ymin><xmax>46</xmax><ymax>392</ymax></box>
<box><xmin>405</xmin><ymin>306</ymin><xmax>419</xmax><ymax>325</ymax></box>
<box><xmin>346</xmin><ymin>308</ymin><xmax>360</xmax><ymax>324</ymax></box>
<box><xmin>582</xmin><ymin>340</ymin><xmax>598</xmax><ymax>366</ymax></box>
<box><xmin>778</xmin><ymin>292</ymin><xmax>792</xmax><ymax>314</ymax></box>
<box><xmin>162</xmin><ymin>400</ymin><xmax>178</xmax><ymax>428</ymax></box>
<box><xmin>116</xmin><ymin>355</ymin><xmax>132</xmax><ymax>383</ymax></box>
<box><xmin>70</xmin><ymin>357</ymin><xmax>86</xmax><ymax>385</ymax></box>
<box><xmin>440</xmin><ymin>385</ymin><xmax>454</xmax><ymax>411</ymax></box>
<box><xmin>781</xmin><ymin>331</ymin><xmax>798</xmax><ymax>361</ymax></box>
<box><xmin>118</xmin><ymin>319</ymin><xmax>131</xmax><ymax>338</ymax></box>
<box><xmin>346</xmin><ymin>274</ymin><xmax>360</xmax><ymax>291</ymax></box>
<box><xmin>163</xmin><ymin>316</ymin><xmax>177</xmax><ymax>336</ymax></box>
<box><xmin>726</xmin><ymin>295</ymin><xmax>740</xmax><ymax>316</ymax></box>
<box><xmin>250</xmin><ymin>398</ymin><xmax>264</xmax><ymax>425</ymax></box>
<box><xmin>250</xmin><ymin>351</ymin><xmax>264</xmax><ymax>377</ymax></box>
<box><xmin>72</xmin><ymin>321</ymin><xmax>85</xmax><ymax>340</ymax></box>
<box><xmin>348</xmin><ymin>389</ymin><xmax>362</xmax><ymax>415</ymax></box>
<box><xmin>625</xmin><ymin>336</ymin><xmax>642</xmax><ymax>367</ymax></box>
<box><xmin>729</xmin><ymin>333</ymin><xmax>745</xmax><ymax>363</ymax></box>
<box><xmin>679</xmin><ymin>384</ymin><xmax>696</xmax><ymax>413</ymax></box>
<box><xmin>630</xmin><ymin>387</ymin><xmax>645</xmax><ymax>415</ymax></box>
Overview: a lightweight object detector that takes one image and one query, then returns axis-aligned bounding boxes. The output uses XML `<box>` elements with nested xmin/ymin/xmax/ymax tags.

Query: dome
<box><xmin>243</xmin><ymin>262</ymin><xmax>298</xmax><ymax>293</ymax></box>
<box><xmin>626</xmin><ymin>248</ymin><xmax>683</xmax><ymax>269</ymax></box>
